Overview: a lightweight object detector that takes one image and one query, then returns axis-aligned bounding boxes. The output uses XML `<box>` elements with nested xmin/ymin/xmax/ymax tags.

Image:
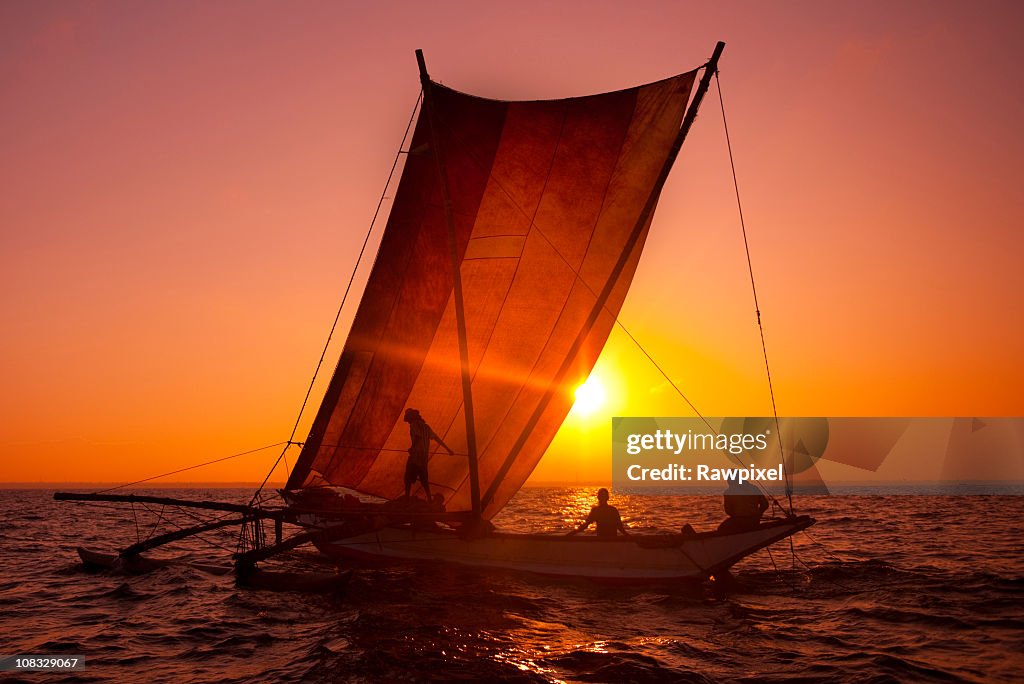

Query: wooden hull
<box><xmin>311</xmin><ymin>516</ymin><xmax>814</xmax><ymax>581</ymax></box>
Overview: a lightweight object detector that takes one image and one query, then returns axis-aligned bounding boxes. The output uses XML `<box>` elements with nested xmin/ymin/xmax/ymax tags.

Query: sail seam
<box><xmin>437</xmin><ymin>83</ymin><xmax>685</xmax><ymax>510</ymax></box>
<box><xmin>464</xmin><ymin>109</ymin><xmax>567</xmax><ymax>390</ymax></box>
<box><xmin>438</xmin><ymin>93</ymin><xmax>641</xmax><ymax>509</ymax></box>
<box><xmin>342</xmin><ymin>88</ymin><xmax>508</xmax><ymax>495</ymax></box>
<box><xmin>471</xmin><ymin>92</ymin><xmax>638</xmax><ymax>501</ymax></box>
<box><xmin>472</xmin><ymin>87</ymin><xmax>680</xmax><ymax>510</ymax></box>
<box><xmin>715</xmin><ymin>70</ymin><xmax>793</xmax><ymax>512</ymax></box>
<box><xmin>368</xmin><ymin>98</ymin><xmax>540</xmax><ymax>481</ymax></box>
<box><xmin>478</xmin><ymin>64</ymin><xmax>713</xmax><ymax>510</ymax></box>
<box><xmin>435</xmin><ymin>107</ymin><xmax>572</xmax><ymax>504</ymax></box>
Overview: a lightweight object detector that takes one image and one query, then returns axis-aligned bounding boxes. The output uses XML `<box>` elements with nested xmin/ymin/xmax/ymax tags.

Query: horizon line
<box><xmin>3</xmin><ymin>479</ymin><xmax>1024</xmax><ymax>489</ymax></box>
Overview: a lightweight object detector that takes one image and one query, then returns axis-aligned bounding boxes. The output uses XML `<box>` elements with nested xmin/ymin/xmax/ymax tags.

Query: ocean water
<box><xmin>0</xmin><ymin>488</ymin><xmax>1021</xmax><ymax>683</ymax></box>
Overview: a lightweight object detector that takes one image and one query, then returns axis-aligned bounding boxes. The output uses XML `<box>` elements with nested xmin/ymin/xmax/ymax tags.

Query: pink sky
<box><xmin>2</xmin><ymin>1</ymin><xmax>1022</xmax><ymax>483</ymax></box>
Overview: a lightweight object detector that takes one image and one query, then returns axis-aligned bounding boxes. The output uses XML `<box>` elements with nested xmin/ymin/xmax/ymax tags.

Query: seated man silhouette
<box><xmin>718</xmin><ymin>476</ymin><xmax>769</xmax><ymax>532</ymax></box>
<box><xmin>567</xmin><ymin>488</ymin><xmax>630</xmax><ymax>538</ymax></box>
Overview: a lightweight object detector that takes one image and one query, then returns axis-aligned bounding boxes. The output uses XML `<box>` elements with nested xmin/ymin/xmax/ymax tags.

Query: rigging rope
<box><xmin>133</xmin><ymin>497</ymin><xmax>255</xmax><ymax>556</ymax></box>
<box><xmin>247</xmin><ymin>92</ymin><xmax>423</xmax><ymax>506</ymax></box>
<box><xmin>143</xmin><ymin>504</ymin><xmax>167</xmax><ymax>544</ymax></box>
<box><xmin>85</xmin><ymin>94</ymin><xmax>421</xmax><ymax>505</ymax></box>
<box><xmin>94</xmin><ymin>441</ymin><xmax>289</xmax><ymax>494</ymax></box>
<box><xmin>801</xmin><ymin>528</ymin><xmax>851</xmax><ymax>564</ymax></box>
<box><xmin>614</xmin><ymin>320</ymin><xmax>789</xmax><ymax>512</ymax></box>
<box><xmin>513</xmin><ymin>200</ymin><xmax>790</xmax><ymax>511</ymax></box>
<box><xmin>148</xmin><ymin>506</ymin><xmax>237</xmax><ymax>555</ymax></box>
<box><xmin>612</xmin><ymin>322</ymin><xmax>715</xmax><ymax>434</ymax></box>
<box><xmin>714</xmin><ymin>69</ymin><xmax>793</xmax><ymax>514</ymax></box>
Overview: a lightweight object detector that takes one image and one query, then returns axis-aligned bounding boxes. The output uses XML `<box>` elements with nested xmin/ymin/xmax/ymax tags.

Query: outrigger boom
<box><xmin>53</xmin><ymin>490</ymin><xmax>464</xmax><ymax>591</ymax></box>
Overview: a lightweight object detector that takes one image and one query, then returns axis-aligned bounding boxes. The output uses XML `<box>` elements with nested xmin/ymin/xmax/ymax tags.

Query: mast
<box><xmin>416</xmin><ymin>49</ymin><xmax>483</xmax><ymax>518</ymax></box>
<box><xmin>480</xmin><ymin>41</ymin><xmax>726</xmax><ymax>511</ymax></box>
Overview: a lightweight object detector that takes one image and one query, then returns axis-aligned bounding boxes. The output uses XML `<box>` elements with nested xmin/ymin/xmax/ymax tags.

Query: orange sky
<box><xmin>2</xmin><ymin>1</ymin><xmax>1022</xmax><ymax>484</ymax></box>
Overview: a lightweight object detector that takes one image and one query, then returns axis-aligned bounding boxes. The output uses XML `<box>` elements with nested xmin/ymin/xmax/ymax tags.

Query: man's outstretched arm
<box><xmin>567</xmin><ymin>510</ymin><xmax>595</xmax><ymax>536</ymax></box>
<box><xmin>428</xmin><ymin>427</ymin><xmax>454</xmax><ymax>455</ymax></box>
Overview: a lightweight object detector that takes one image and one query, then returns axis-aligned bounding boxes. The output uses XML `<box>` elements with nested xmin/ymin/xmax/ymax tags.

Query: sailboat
<box><xmin>57</xmin><ymin>42</ymin><xmax>813</xmax><ymax>585</ymax></box>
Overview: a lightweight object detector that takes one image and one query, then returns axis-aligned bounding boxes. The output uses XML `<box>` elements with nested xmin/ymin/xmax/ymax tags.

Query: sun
<box><xmin>573</xmin><ymin>377</ymin><xmax>606</xmax><ymax>416</ymax></box>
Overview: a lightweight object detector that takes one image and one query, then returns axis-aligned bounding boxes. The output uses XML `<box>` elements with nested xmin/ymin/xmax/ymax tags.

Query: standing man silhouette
<box><xmin>403</xmin><ymin>408</ymin><xmax>453</xmax><ymax>500</ymax></box>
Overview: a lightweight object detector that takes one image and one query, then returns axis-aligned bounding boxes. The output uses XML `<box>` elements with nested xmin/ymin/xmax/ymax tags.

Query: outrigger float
<box><xmin>56</xmin><ymin>42</ymin><xmax>815</xmax><ymax>590</ymax></box>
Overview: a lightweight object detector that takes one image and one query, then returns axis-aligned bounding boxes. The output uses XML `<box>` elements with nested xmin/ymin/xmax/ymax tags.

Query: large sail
<box><xmin>286</xmin><ymin>68</ymin><xmax>698</xmax><ymax>519</ymax></box>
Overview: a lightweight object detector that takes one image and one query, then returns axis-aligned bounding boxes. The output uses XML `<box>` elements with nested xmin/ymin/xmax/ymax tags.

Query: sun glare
<box><xmin>573</xmin><ymin>377</ymin><xmax>606</xmax><ymax>416</ymax></box>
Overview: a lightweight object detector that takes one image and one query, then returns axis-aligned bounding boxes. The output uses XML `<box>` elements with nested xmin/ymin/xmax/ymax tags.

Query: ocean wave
<box><xmin>0</xmin><ymin>489</ymin><xmax>1019</xmax><ymax>682</ymax></box>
